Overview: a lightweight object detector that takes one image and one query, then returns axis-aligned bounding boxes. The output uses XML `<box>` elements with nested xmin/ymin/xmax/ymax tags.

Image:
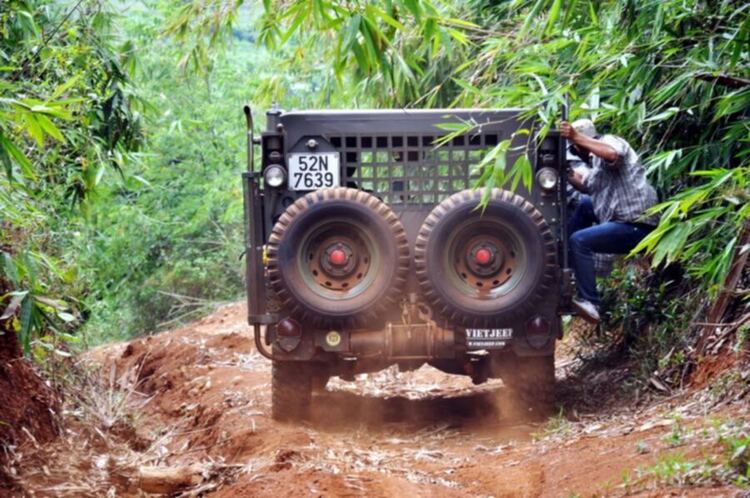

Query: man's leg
<box><xmin>568</xmin><ymin>194</ymin><xmax>596</xmax><ymax>237</ymax></box>
<box><xmin>569</xmin><ymin>222</ymin><xmax>654</xmax><ymax>306</ymax></box>
<box><xmin>566</xmin><ymin>195</ymin><xmax>597</xmax><ymax>316</ymax></box>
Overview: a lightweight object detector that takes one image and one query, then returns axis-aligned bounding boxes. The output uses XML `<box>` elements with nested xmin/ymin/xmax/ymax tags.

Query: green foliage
<box><xmin>634</xmin><ymin>167</ymin><xmax>750</xmax><ymax>292</ymax></box>
<box><xmin>638</xmin><ymin>453</ymin><xmax>704</xmax><ymax>487</ymax></box>
<box><xmin>630</xmin><ymin>418</ymin><xmax>750</xmax><ymax>490</ymax></box>
<box><xmin>75</xmin><ymin>2</ymin><xmax>312</xmax><ymax>342</ymax></box>
<box><xmin>249</xmin><ymin>0</ymin><xmax>750</xmax><ymax>292</ymax></box>
<box><xmin>0</xmin><ymin>250</ymin><xmax>80</xmax><ymax>355</ymax></box>
<box><xmin>532</xmin><ymin>408</ymin><xmax>571</xmax><ymax>440</ymax></box>
<box><xmin>663</xmin><ymin>418</ymin><xmax>687</xmax><ymax>448</ymax></box>
<box><xmin>1</xmin><ymin>0</ymin><xmax>325</xmax><ymax>349</ymax></box>
<box><xmin>579</xmin><ymin>262</ymin><xmax>699</xmax><ymax>383</ymax></box>
<box><xmin>3</xmin><ymin>0</ymin><xmax>748</xmax><ymax>352</ymax></box>
<box><xmin>1</xmin><ymin>0</ymin><xmax>143</xmax><ymax>352</ymax></box>
<box><xmin>168</xmin><ymin>0</ymin><xmax>474</xmax><ymax>107</ymax></box>
<box><xmin>722</xmin><ymin>431</ymin><xmax>750</xmax><ymax>486</ymax></box>
<box><xmin>73</xmin><ymin>1</ymin><xmax>328</xmax><ymax>342</ymax></box>
<box><xmin>471</xmin><ymin>132</ymin><xmax>533</xmax><ymax>206</ymax></box>
<box><xmin>0</xmin><ymin>0</ymin><xmax>143</xmax><ymax>197</ymax></box>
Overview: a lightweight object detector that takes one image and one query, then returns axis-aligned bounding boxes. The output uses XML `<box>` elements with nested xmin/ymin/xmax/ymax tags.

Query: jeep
<box><xmin>242</xmin><ymin>105</ymin><xmax>574</xmax><ymax>421</ymax></box>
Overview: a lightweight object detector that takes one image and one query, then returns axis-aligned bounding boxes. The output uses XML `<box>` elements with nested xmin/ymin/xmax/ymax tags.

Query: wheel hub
<box><xmin>306</xmin><ymin>234</ymin><xmax>371</xmax><ymax>292</ymax></box>
<box><xmin>328</xmin><ymin>247</ymin><xmax>348</xmax><ymax>266</ymax></box>
<box><xmin>466</xmin><ymin>240</ymin><xmax>505</xmax><ymax>277</ymax></box>
<box><xmin>474</xmin><ymin>248</ymin><xmax>493</xmax><ymax>265</ymax></box>
<box><xmin>320</xmin><ymin>241</ymin><xmax>355</xmax><ymax>275</ymax></box>
<box><xmin>454</xmin><ymin>233</ymin><xmax>518</xmax><ymax>291</ymax></box>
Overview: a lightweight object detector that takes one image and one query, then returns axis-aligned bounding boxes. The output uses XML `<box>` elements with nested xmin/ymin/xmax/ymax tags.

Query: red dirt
<box><xmin>10</xmin><ymin>302</ymin><xmax>750</xmax><ymax>497</ymax></box>
<box><xmin>0</xmin><ymin>322</ymin><xmax>60</xmax><ymax>494</ymax></box>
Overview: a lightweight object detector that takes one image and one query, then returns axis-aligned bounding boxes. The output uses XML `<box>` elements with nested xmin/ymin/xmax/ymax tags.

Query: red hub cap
<box><xmin>329</xmin><ymin>248</ymin><xmax>348</xmax><ymax>266</ymax></box>
<box><xmin>475</xmin><ymin>248</ymin><xmax>492</xmax><ymax>265</ymax></box>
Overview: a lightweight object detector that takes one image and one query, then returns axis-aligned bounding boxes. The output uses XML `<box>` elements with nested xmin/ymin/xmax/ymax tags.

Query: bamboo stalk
<box><xmin>699</xmin><ymin>219</ymin><xmax>750</xmax><ymax>353</ymax></box>
<box><xmin>707</xmin><ymin>220</ymin><xmax>750</xmax><ymax>325</ymax></box>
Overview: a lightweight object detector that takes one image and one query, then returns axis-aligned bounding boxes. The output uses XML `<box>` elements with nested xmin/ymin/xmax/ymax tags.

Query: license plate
<box><xmin>466</xmin><ymin>328</ymin><xmax>513</xmax><ymax>349</ymax></box>
<box><xmin>287</xmin><ymin>152</ymin><xmax>340</xmax><ymax>191</ymax></box>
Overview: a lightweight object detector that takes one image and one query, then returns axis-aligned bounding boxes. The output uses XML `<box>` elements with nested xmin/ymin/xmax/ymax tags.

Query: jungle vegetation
<box><xmin>1</xmin><ymin>0</ymin><xmax>748</xmax><ymax>373</ymax></box>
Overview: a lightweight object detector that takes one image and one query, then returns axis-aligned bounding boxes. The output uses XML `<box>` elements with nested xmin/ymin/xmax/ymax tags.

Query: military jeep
<box><xmin>242</xmin><ymin>105</ymin><xmax>574</xmax><ymax>421</ymax></box>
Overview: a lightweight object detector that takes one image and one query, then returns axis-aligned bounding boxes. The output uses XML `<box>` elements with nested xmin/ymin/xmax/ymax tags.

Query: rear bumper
<box><xmin>265</xmin><ymin>318</ymin><xmax>558</xmax><ymax>363</ymax></box>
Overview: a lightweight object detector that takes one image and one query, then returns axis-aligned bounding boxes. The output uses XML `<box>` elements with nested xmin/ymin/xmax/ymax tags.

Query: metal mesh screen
<box><xmin>328</xmin><ymin>133</ymin><xmax>500</xmax><ymax>205</ymax></box>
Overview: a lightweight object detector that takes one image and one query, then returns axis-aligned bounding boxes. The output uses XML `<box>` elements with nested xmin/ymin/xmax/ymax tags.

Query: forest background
<box><xmin>1</xmin><ymin>0</ymin><xmax>748</xmax><ymax>384</ymax></box>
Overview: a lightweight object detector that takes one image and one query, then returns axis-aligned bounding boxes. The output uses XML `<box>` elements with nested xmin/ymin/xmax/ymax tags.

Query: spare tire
<box><xmin>415</xmin><ymin>188</ymin><xmax>556</xmax><ymax>328</ymax></box>
<box><xmin>267</xmin><ymin>187</ymin><xmax>409</xmax><ymax>329</ymax></box>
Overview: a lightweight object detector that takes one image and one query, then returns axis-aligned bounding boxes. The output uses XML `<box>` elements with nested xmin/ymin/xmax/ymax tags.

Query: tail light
<box><xmin>276</xmin><ymin>318</ymin><xmax>302</xmax><ymax>352</ymax></box>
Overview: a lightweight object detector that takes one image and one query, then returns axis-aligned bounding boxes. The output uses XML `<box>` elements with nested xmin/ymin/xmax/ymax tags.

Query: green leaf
<box><xmin>562</xmin><ymin>0</ymin><xmax>579</xmax><ymax>27</ymax></box>
<box><xmin>36</xmin><ymin>114</ymin><xmax>65</xmax><ymax>142</ymax></box>
<box><xmin>401</xmin><ymin>0</ymin><xmax>421</xmax><ymax>22</ymax></box>
<box><xmin>446</xmin><ymin>28</ymin><xmax>469</xmax><ymax>46</ymax></box>
<box><xmin>0</xmin><ymin>132</ymin><xmax>35</xmax><ymax>180</ymax></box>
<box><xmin>642</xmin><ymin>107</ymin><xmax>679</xmax><ymax>124</ymax></box>
<box><xmin>33</xmin><ymin>295</ymin><xmax>67</xmax><ymax>311</ymax></box>
<box><xmin>19</xmin><ymin>296</ymin><xmax>33</xmax><ymax>356</ymax></box>
<box><xmin>435</xmin><ymin>122</ymin><xmax>467</xmax><ymax>131</ymax></box>
<box><xmin>514</xmin><ymin>154</ymin><xmax>533</xmax><ymax>190</ymax></box>
<box><xmin>368</xmin><ymin>5</ymin><xmax>407</xmax><ymax>31</ymax></box>
<box><xmin>492</xmin><ymin>147</ymin><xmax>507</xmax><ymax>186</ymax></box>
<box><xmin>545</xmin><ymin>0</ymin><xmax>563</xmax><ymax>35</ymax></box>
<box><xmin>51</xmin><ymin>75</ymin><xmax>82</xmax><ymax>99</ymax></box>
<box><xmin>441</xmin><ymin>18</ymin><xmax>479</xmax><ymax>29</ymax></box>
<box><xmin>23</xmin><ymin>113</ymin><xmax>45</xmax><ymax>145</ymax></box>
<box><xmin>280</xmin><ymin>5</ymin><xmax>307</xmax><ymax>44</ymax></box>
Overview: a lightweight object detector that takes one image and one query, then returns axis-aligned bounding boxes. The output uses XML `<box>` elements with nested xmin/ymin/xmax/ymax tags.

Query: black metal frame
<box><xmin>329</xmin><ymin>132</ymin><xmax>501</xmax><ymax>205</ymax></box>
<box><xmin>243</xmin><ymin>106</ymin><xmax>277</xmax><ymax>361</ymax></box>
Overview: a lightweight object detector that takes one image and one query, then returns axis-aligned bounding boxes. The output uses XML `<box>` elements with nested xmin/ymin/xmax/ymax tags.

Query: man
<box><xmin>562</xmin><ymin>119</ymin><xmax>659</xmax><ymax>323</ymax></box>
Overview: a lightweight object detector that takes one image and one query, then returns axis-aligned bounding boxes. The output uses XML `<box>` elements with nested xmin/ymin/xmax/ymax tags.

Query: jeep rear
<box><xmin>242</xmin><ymin>106</ymin><xmax>573</xmax><ymax>421</ymax></box>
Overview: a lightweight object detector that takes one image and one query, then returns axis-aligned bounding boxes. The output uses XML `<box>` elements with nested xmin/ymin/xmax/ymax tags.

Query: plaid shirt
<box><xmin>580</xmin><ymin>135</ymin><xmax>659</xmax><ymax>226</ymax></box>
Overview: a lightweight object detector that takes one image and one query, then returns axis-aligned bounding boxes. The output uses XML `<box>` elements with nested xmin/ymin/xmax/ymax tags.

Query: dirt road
<box><xmin>12</xmin><ymin>302</ymin><xmax>748</xmax><ymax>497</ymax></box>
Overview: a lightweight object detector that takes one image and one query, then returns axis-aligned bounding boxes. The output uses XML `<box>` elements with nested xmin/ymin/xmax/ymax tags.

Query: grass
<box><xmin>532</xmin><ymin>408</ymin><xmax>572</xmax><ymax>441</ymax></box>
<box><xmin>625</xmin><ymin>416</ymin><xmax>750</xmax><ymax>493</ymax></box>
<box><xmin>642</xmin><ymin>453</ymin><xmax>701</xmax><ymax>485</ymax></box>
<box><xmin>662</xmin><ymin>417</ymin><xmax>687</xmax><ymax>448</ymax></box>
<box><xmin>734</xmin><ymin>325</ymin><xmax>749</xmax><ymax>355</ymax></box>
<box><xmin>718</xmin><ymin>429</ymin><xmax>750</xmax><ymax>487</ymax></box>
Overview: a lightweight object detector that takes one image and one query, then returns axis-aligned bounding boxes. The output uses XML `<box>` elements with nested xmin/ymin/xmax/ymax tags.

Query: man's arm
<box><xmin>560</xmin><ymin>121</ymin><xmax>619</xmax><ymax>164</ymax></box>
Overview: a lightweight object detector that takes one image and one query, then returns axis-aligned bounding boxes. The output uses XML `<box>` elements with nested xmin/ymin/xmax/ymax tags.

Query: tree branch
<box><xmin>694</xmin><ymin>72</ymin><xmax>750</xmax><ymax>89</ymax></box>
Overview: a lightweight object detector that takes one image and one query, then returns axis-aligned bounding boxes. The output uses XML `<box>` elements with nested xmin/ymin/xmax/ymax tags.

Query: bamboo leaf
<box><xmin>36</xmin><ymin>114</ymin><xmax>65</xmax><ymax>142</ymax></box>
<box><xmin>0</xmin><ymin>132</ymin><xmax>35</xmax><ymax>180</ymax></box>
<box><xmin>545</xmin><ymin>0</ymin><xmax>563</xmax><ymax>35</ymax></box>
<box><xmin>19</xmin><ymin>296</ymin><xmax>33</xmax><ymax>355</ymax></box>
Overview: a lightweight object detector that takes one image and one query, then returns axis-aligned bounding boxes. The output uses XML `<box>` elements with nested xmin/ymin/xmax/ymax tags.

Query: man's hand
<box><xmin>567</xmin><ymin>167</ymin><xmax>588</xmax><ymax>193</ymax></box>
<box><xmin>560</xmin><ymin>121</ymin><xmax>578</xmax><ymax>140</ymax></box>
<box><xmin>559</xmin><ymin>120</ymin><xmax>619</xmax><ymax>164</ymax></box>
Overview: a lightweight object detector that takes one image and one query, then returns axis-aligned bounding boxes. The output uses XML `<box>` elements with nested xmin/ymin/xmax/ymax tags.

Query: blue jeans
<box><xmin>568</xmin><ymin>196</ymin><xmax>653</xmax><ymax>306</ymax></box>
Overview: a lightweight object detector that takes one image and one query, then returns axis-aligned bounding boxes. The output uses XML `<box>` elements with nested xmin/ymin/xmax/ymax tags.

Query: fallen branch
<box><xmin>137</xmin><ymin>464</ymin><xmax>204</xmax><ymax>494</ymax></box>
<box><xmin>695</xmin><ymin>72</ymin><xmax>750</xmax><ymax>89</ymax></box>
